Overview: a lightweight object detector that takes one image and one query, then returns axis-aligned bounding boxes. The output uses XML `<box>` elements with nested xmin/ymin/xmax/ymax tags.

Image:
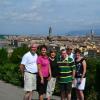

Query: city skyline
<box><xmin>0</xmin><ymin>0</ymin><xmax>100</xmax><ymax>35</ymax></box>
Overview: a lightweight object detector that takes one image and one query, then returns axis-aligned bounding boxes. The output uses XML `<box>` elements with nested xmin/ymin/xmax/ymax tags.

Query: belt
<box><xmin>25</xmin><ymin>71</ymin><xmax>37</xmax><ymax>74</ymax></box>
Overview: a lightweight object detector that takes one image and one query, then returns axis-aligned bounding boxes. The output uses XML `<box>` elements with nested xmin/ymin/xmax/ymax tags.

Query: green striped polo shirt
<box><xmin>57</xmin><ymin>57</ymin><xmax>75</xmax><ymax>83</ymax></box>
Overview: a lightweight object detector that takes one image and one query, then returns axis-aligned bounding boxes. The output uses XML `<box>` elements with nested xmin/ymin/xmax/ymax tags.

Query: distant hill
<box><xmin>67</xmin><ymin>29</ymin><xmax>100</xmax><ymax>36</ymax></box>
<box><xmin>0</xmin><ymin>29</ymin><xmax>100</xmax><ymax>36</ymax></box>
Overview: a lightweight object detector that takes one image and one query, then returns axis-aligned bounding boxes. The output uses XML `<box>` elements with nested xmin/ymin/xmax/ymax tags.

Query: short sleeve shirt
<box><xmin>21</xmin><ymin>51</ymin><xmax>38</xmax><ymax>73</ymax></box>
<box><xmin>37</xmin><ymin>55</ymin><xmax>50</xmax><ymax>77</ymax></box>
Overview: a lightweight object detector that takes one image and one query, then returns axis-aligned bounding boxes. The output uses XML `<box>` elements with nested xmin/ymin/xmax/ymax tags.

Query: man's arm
<box><xmin>71</xmin><ymin>61</ymin><xmax>76</xmax><ymax>80</ymax></box>
<box><xmin>72</xmin><ymin>68</ymin><xmax>75</xmax><ymax>80</ymax></box>
<box><xmin>19</xmin><ymin>64</ymin><xmax>25</xmax><ymax>75</ymax></box>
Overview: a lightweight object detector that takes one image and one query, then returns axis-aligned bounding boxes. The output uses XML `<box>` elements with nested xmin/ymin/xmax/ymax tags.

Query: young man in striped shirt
<box><xmin>57</xmin><ymin>49</ymin><xmax>75</xmax><ymax>100</ymax></box>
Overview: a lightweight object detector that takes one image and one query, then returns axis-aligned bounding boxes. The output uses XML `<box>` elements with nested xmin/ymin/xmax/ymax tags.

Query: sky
<box><xmin>0</xmin><ymin>0</ymin><xmax>100</xmax><ymax>35</ymax></box>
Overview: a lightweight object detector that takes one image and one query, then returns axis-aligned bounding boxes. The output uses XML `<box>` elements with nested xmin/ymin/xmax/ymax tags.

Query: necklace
<box><xmin>49</xmin><ymin>57</ymin><xmax>55</xmax><ymax>61</ymax></box>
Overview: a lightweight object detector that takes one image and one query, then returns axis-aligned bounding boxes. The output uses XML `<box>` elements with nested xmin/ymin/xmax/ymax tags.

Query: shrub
<box><xmin>0</xmin><ymin>63</ymin><xmax>22</xmax><ymax>86</ymax></box>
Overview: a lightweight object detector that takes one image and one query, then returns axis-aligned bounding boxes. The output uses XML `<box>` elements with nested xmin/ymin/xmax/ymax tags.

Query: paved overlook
<box><xmin>0</xmin><ymin>80</ymin><xmax>60</xmax><ymax>100</ymax></box>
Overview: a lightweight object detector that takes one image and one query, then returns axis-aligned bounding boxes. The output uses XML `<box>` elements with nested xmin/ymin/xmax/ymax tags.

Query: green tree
<box><xmin>10</xmin><ymin>45</ymin><xmax>29</xmax><ymax>64</ymax></box>
<box><xmin>85</xmin><ymin>57</ymin><xmax>100</xmax><ymax>100</ymax></box>
<box><xmin>0</xmin><ymin>48</ymin><xmax>8</xmax><ymax>64</ymax></box>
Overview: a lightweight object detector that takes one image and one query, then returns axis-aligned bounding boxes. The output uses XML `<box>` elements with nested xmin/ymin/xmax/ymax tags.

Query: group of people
<box><xmin>19</xmin><ymin>43</ymin><xmax>87</xmax><ymax>100</ymax></box>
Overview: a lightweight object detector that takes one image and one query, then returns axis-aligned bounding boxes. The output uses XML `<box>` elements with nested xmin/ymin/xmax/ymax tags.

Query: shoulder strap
<box><xmin>80</xmin><ymin>58</ymin><xmax>85</xmax><ymax>63</ymax></box>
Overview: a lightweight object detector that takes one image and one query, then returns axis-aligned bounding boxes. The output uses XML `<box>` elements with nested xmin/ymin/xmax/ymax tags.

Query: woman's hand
<box><xmin>41</xmin><ymin>78</ymin><xmax>44</xmax><ymax>84</ymax></box>
<box><xmin>47</xmin><ymin>76</ymin><xmax>52</xmax><ymax>81</ymax></box>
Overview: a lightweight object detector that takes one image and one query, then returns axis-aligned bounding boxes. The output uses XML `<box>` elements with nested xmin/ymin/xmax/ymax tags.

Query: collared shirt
<box><xmin>21</xmin><ymin>51</ymin><xmax>38</xmax><ymax>73</ymax></box>
<box><xmin>68</xmin><ymin>53</ymin><xmax>74</xmax><ymax>61</ymax></box>
<box><xmin>57</xmin><ymin>56</ymin><xmax>75</xmax><ymax>83</ymax></box>
<box><xmin>37</xmin><ymin>55</ymin><xmax>50</xmax><ymax>77</ymax></box>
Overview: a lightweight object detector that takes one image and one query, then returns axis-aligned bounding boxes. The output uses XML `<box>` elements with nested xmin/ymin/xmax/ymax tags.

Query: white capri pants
<box><xmin>46</xmin><ymin>77</ymin><xmax>56</xmax><ymax>97</ymax></box>
<box><xmin>72</xmin><ymin>78</ymin><xmax>86</xmax><ymax>90</ymax></box>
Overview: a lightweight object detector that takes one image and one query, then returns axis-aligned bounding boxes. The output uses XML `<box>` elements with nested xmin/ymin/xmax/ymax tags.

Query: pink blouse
<box><xmin>37</xmin><ymin>55</ymin><xmax>50</xmax><ymax>77</ymax></box>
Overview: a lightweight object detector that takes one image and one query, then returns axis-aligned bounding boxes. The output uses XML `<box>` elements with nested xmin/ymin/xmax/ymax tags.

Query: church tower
<box><xmin>47</xmin><ymin>26</ymin><xmax>52</xmax><ymax>42</ymax></box>
<box><xmin>49</xmin><ymin>26</ymin><xmax>52</xmax><ymax>37</ymax></box>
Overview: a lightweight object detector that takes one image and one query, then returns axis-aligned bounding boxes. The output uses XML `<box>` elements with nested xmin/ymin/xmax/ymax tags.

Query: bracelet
<box><xmin>41</xmin><ymin>77</ymin><xmax>43</xmax><ymax>80</ymax></box>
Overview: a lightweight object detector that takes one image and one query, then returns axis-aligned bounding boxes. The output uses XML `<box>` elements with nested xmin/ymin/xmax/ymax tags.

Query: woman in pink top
<box><xmin>37</xmin><ymin>45</ymin><xmax>51</xmax><ymax>100</ymax></box>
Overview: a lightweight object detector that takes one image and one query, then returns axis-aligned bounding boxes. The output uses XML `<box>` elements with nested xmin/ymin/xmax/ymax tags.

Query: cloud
<box><xmin>0</xmin><ymin>0</ymin><xmax>55</xmax><ymax>23</ymax></box>
<box><xmin>0</xmin><ymin>1</ymin><xmax>44</xmax><ymax>22</ymax></box>
<box><xmin>0</xmin><ymin>0</ymin><xmax>12</xmax><ymax>5</ymax></box>
<box><xmin>0</xmin><ymin>0</ymin><xmax>100</xmax><ymax>34</ymax></box>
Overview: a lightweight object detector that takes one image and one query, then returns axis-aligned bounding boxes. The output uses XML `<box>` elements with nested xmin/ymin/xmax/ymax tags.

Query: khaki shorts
<box><xmin>24</xmin><ymin>72</ymin><xmax>37</xmax><ymax>91</ymax></box>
